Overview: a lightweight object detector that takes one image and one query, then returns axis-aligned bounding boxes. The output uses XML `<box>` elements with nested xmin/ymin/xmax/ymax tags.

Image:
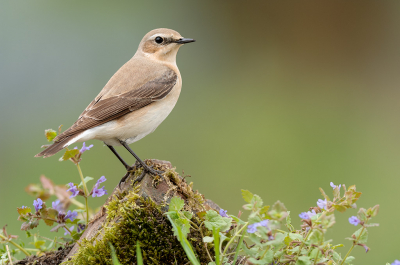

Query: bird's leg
<box><xmin>119</xmin><ymin>141</ymin><xmax>164</xmax><ymax>184</ymax></box>
<box><xmin>106</xmin><ymin>144</ymin><xmax>134</xmax><ymax>188</ymax></box>
<box><xmin>106</xmin><ymin>144</ymin><xmax>130</xmax><ymax>170</ymax></box>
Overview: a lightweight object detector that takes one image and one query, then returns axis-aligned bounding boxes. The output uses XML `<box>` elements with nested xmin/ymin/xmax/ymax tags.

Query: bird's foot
<box><xmin>118</xmin><ymin>162</ymin><xmax>164</xmax><ymax>189</ymax></box>
<box><xmin>132</xmin><ymin>164</ymin><xmax>164</xmax><ymax>186</ymax></box>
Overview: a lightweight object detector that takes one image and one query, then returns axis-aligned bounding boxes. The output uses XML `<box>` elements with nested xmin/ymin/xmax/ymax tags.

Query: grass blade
<box><xmin>213</xmin><ymin>228</ymin><xmax>220</xmax><ymax>265</ymax></box>
<box><xmin>109</xmin><ymin>242</ymin><xmax>122</xmax><ymax>265</ymax></box>
<box><xmin>167</xmin><ymin>214</ymin><xmax>200</xmax><ymax>265</ymax></box>
<box><xmin>232</xmin><ymin>231</ymin><xmax>245</xmax><ymax>265</ymax></box>
<box><xmin>136</xmin><ymin>241</ymin><xmax>143</xmax><ymax>265</ymax></box>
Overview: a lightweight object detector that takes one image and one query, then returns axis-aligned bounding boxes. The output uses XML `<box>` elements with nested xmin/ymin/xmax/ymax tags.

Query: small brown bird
<box><xmin>35</xmin><ymin>28</ymin><xmax>195</xmax><ymax>183</ymax></box>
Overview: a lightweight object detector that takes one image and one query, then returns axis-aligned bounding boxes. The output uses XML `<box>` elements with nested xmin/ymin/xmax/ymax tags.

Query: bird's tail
<box><xmin>34</xmin><ymin>135</ymin><xmax>78</xmax><ymax>158</ymax></box>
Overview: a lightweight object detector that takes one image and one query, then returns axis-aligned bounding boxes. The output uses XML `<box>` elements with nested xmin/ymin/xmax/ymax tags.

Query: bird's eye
<box><xmin>155</xmin><ymin>36</ymin><xmax>164</xmax><ymax>44</ymax></box>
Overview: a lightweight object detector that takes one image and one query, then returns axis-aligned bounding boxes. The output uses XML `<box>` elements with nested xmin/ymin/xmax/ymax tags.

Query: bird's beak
<box><xmin>174</xmin><ymin>38</ymin><xmax>196</xmax><ymax>44</ymax></box>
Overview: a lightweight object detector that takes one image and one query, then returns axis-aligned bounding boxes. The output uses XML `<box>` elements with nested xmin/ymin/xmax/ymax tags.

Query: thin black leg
<box><xmin>106</xmin><ymin>144</ymin><xmax>130</xmax><ymax>170</ymax></box>
<box><xmin>119</xmin><ymin>141</ymin><xmax>149</xmax><ymax>169</ymax></box>
<box><xmin>119</xmin><ymin>140</ymin><xmax>164</xmax><ymax>183</ymax></box>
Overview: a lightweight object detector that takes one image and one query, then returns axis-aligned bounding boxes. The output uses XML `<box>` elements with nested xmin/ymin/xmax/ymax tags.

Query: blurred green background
<box><xmin>1</xmin><ymin>0</ymin><xmax>399</xmax><ymax>263</ymax></box>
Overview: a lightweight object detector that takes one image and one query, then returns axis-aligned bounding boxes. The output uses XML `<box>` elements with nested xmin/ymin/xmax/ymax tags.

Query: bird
<box><xmin>35</xmin><ymin>28</ymin><xmax>195</xmax><ymax>184</ymax></box>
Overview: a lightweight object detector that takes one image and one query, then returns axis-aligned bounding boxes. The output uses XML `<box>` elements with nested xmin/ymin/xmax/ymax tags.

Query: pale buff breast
<box><xmin>75</xmin><ymin>72</ymin><xmax>182</xmax><ymax>146</ymax></box>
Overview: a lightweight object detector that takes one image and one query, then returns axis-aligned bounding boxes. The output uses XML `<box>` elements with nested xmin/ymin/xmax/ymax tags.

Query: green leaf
<box><xmin>78</xmin><ymin>176</ymin><xmax>94</xmax><ymax>188</ymax></box>
<box><xmin>183</xmin><ymin>211</ymin><xmax>193</xmax><ymax>220</ymax></box>
<box><xmin>109</xmin><ymin>243</ymin><xmax>122</xmax><ymax>265</ymax></box>
<box><xmin>269</xmin><ymin>200</ymin><xmax>287</xmax><ymax>219</ymax></box>
<box><xmin>203</xmin><ymin>236</ymin><xmax>214</xmax><ymax>243</ymax></box>
<box><xmin>369</xmin><ymin>205</ymin><xmax>379</xmax><ymax>217</ymax></box>
<box><xmin>59</xmin><ymin>149</ymin><xmax>79</xmax><ymax>161</ymax></box>
<box><xmin>285</xmin><ymin>211</ymin><xmax>294</xmax><ymax>232</ymax></box>
<box><xmin>250</xmin><ymin>194</ymin><xmax>263</xmax><ymax>208</ymax></box>
<box><xmin>259</xmin><ymin>205</ymin><xmax>270</xmax><ymax>215</ymax></box>
<box><xmin>295</xmin><ymin>256</ymin><xmax>311</xmax><ymax>265</ymax></box>
<box><xmin>332</xmin><ymin>244</ymin><xmax>344</xmax><ymax>250</ymax></box>
<box><xmin>288</xmin><ymin>232</ymin><xmax>303</xmax><ymax>242</ymax></box>
<box><xmin>17</xmin><ymin>207</ymin><xmax>31</xmax><ymax>215</ymax></box>
<box><xmin>241</xmin><ymin>190</ymin><xmax>253</xmax><ymax>203</ymax></box>
<box><xmin>169</xmin><ymin>197</ymin><xmax>185</xmax><ymax>212</ymax></box>
<box><xmin>167</xmin><ymin>215</ymin><xmax>200</xmax><ymax>265</ymax></box>
<box><xmin>136</xmin><ymin>241</ymin><xmax>143</xmax><ymax>265</ymax></box>
<box><xmin>33</xmin><ymin>240</ymin><xmax>46</xmax><ymax>249</ymax></box>
<box><xmin>45</xmin><ymin>129</ymin><xmax>57</xmax><ymax>142</ymax></box>
<box><xmin>357</xmin><ymin>208</ymin><xmax>367</xmax><ymax>222</ymax></box>
<box><xmin>353</xmin><ymin>228</ymin><xmax>368</xmax><ymax>244</ymax></box>
<box><xmin>308</xmin><ymin>230</ymin><xmax>323</xmax><ymax>244</ymax></box>
<box><xmin>344</xmin><ymin>256</ymin><xmax>355</xmax><ymax>264</ymax></box>
<box><xmin>204</xmin><ymin>210</ymin><xmax>232</xmax><ymax>232</ymax></box>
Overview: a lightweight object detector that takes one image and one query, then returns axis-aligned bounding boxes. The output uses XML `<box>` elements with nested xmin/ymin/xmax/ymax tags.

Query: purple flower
<box><xmin>247</xmin><ymin>220</ymin><xmax>269</xmax><ymax>234</ymax></box>
<box><xmin>317</xmin><ymin>199</ymin><xmax>328</xmax><ymax>210</ymax></box>
<box><xmin>33</xmin><ymin>198</ymin><xmax>43</xmax><ymax>211</ymax></box>
<box><xmin>65</xmin><ymin>210</ymin><xmax>78</xmax><ymax>221</ymax></box>
<box><xmin>391</xmin><ymin>260</ymin><xmax>400</xmax><ymax>265</ymax></box>
<box><xmin>75</xmin><ymin>142</ymin><xmax>93</xmax><ymax>154</ymax></box>
<box><xmin>92</xmin><ymin>186</ymin><xmax>107</xmax><ymax>197</ymax></box>
<box><xmin>64</xmin><ymin>226</ymin><xmax>74</xmax><ymax>235</ymax></box>
<box><xmin>77</xmin><ymin>223</ymin><xmax>86</xmax><ymax>233</ymax></box>
<box><xmin>299</xmin><ymin>210</ymin><xmax>316</xmax><ymax>220</ymax></box>
<box><xmin>21</xmin><ymin>206</ymin><xmax>27</xmax><ymax>209</ymax></box>
<box><xmin>219</xmin><ymin>209</ymin><xmax>229</xmax><ymax>218</ymax></box>
<box><xmin>92</xmin><ymin>176</ymin><xmax>108</xmax><ymax>197</ymax></box>
<box><xmin>247</xmin><ymin>224</ymin><xmax>258</xmax><ymax>233</ymax></box>
<box><xmin>97</xmin><ymin>176</ymin><xmax>106</xmax><ymax>184</ymax></box>
<box><xmin>330</xmin><ymin>182</ymin><xmax>341</xmax><ymax>190</ymax></box>
<box><xmin>67</xmin><ymin>183</ymin><xmax>79</xmax><ymax>198</ymax></box>
<box><xmin>52</xmin><ymin>200</ymin><xmax>63</xmax><ymax>212</ymax></box>
<box><xmin>348</xmin><ymin>216</ymin><xmax>360</xmax><ymax>226</ymax></box>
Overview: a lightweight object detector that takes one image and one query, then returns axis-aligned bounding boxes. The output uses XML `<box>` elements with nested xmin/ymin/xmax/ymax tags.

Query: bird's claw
<box><xmin>119</xmin><ymin>163</ymin><xmax>164</xmax><ymax>189</ymax></box>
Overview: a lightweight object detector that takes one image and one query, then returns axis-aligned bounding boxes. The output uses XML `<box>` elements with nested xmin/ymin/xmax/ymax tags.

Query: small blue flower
<box><xmin>391</xmin><ymin>260</ymin><xmax>400</xmax><ymax>265</ymax></box>
<box><xmin>348</xmin><ymin>216</ymin><xmax>360</xmax><ymax>226</ymax></box>
<box><xmin>219</xmin><ymin>209</ymin><xmax>229</xmax><ymax>218</ymax></box>
<box><xmin>75</xmin><ymin>142</ymin><xmax>93</xmax><ymax>154</ymax></box>
<box><xmin>67</xmin><ymin>183</ymin><xmax>79</xmax><ymax>198</ymax></box>
<box><xmin>317</xmin><ymin>199</ymin><xmax>328</xmax><ymax>210</ymax></box>
<box><xmin>330</xmin><ymin>182</ymin><xmax>341</xmax><ymax>190</ymax></box>
<box><xmin>299</xmin><ymin>210</ymin><xmax>316</xmax><ymax>220</ymax></box>
<box><xmin>247</xmin><ymin>224</ymin><xmax>258</xmax><ymax>233</ymax></box>
<box><xmin>92</xmin><ymin>176</ymin><xmax>108</xmax><ymax>197</ymax></box>
<box><xmin>52</xmin><ymin>200</ymin><xmax>63</xmax><ymax>212</ymax></box>
<box><xmin>64</xmin><ymin>226</ymin><xmax>74</xmax><ymax>235</ymax></box>
<box><xmin>97</xmin><ymin>176</ymin><xmax>106</xmax><ymax>184</ymax></box>
<box><xmin>247</xmin><ymin>220</ymin><xmax>269</xmax><ymax>234</ymax></box>
<box><xmin>299</xmin><ymin>212</ymin><xmax>309</xmax><ymax>219</ymax></box>
<box><xmin>33</xmin><ymin>198</ymin><xmax>43</xmax><ymax>211</ymax></box>
<box><xmin>65</xmin><ymin>210</ymin><xmax>78</xmax><ymax>221</ymax></box>
<box><xmin>21</xmin><ymin>206</ymin><xmax>27</xmax><ymax>209</ymax></box>
<box><xmin>92</xmin><ymin>185</ymin><xmax>107</xmax><ymax>197</ymax></box>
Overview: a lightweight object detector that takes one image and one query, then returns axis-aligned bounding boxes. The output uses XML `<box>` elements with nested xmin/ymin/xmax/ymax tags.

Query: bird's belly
<box><xmin>78</xmin><ymin>86</ymin><xmax>180</xmax><ymax>146</ymax></box>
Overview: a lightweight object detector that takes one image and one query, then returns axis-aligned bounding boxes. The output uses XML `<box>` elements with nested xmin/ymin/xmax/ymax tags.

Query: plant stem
<box><xmin>221</xmin><ymin>222</ymin><xmax>248</xmax><ymax>258</ymax></box>
<box><xmin>6</xmin><ymin>244</ymin><xmax>13</xmax><ymax>265</ymax></box>
<box><xmin>0</xmin><ymin>234</ymin><xmax>30</xmax><ymax>257</ymax></box>
<box><xmin>76</xmin><ymin>163</ymin><xmax>89</xmax><ymax>224</ymax></box>
<box><xmin>339</xmin><ymin>226</ymin><xmax>366</xmax><ymax>265</ymax></box>
<box><xmin>294</xmin><ymin>211</ymin><xmax>327</xmax><ymax>262</ymax></box>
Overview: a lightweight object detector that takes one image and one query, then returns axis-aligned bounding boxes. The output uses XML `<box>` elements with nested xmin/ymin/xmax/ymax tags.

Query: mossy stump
<box><xmin>61</xmin><ymin>159</ymin><xmax>219</xmax><ymax>265</ymax></box>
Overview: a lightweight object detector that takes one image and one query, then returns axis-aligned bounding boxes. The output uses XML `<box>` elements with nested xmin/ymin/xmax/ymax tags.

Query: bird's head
<box><xmin>136</xmin><ymin>28</ymin><xmax>195</xmax><ymax>64</ymax></box>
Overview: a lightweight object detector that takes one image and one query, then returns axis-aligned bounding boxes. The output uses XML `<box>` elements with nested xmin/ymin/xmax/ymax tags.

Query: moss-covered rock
<box><xmin>62</xmin><ymin>160</ymin><xmax>216</xmax><ymax>265</ymax></box>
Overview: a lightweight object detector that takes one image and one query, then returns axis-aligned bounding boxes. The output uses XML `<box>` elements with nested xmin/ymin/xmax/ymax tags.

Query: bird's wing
<box><xmin>54</xmin><ymin>68</ymin><xmax>177</xmax><ymax>142</ymax></box>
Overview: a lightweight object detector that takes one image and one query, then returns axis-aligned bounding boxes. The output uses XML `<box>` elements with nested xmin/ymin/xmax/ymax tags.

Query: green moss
<box><xmin>63</xmin><ymin>186</ymin><xmax>213</xmax><ymax>265</ymax></box>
